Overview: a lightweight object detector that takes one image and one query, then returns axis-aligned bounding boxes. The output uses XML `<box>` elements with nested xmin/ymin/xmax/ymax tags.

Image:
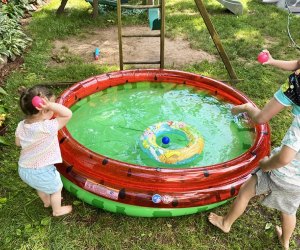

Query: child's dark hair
<box><xmin>18</xmin><ymin>85</ymin><xmax>54</xmax><ymax>115</ymax></box>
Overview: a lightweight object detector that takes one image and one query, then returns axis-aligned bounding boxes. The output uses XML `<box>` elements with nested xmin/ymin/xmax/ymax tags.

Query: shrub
<box><xmin>0</xmin><ymin>14</ymin><xmax>32</xmax><ymax>60</ymax></box>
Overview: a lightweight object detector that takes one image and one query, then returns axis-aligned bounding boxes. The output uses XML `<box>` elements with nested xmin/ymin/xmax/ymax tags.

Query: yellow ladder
<box><xmin>117</xmin><ymin>0</ymin><xmax>165</xmax><ymax>70</ymax></box>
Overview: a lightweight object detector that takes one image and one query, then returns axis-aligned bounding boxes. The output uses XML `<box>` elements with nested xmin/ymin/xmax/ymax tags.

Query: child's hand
<box><xmin>38</xmin><ymin>96</ymin><xmax>53</xmax><ymax>111</ymax></box>
<box><xmin>261</xmin><ymin>49</ymin><xmax>273</xmax><ymax>65</ymax></box>
<box><xmin>259</xmin><ymin>156</ymin><xmax>270</xmax><ymax>172</ymax></box>
<box><xmin>295</xmin><ymin>69</ymin><xmax>300</xmax><ymax>75</ymax></box>
<box><xmin>231</xmin><ymin>106</ymin><xmax>241</xmax><ymax>116</ymax></box>
<box><xmin>231</xmin><ymin>103</ymin><xmax>251</xmax><ymax>116</ymax></box>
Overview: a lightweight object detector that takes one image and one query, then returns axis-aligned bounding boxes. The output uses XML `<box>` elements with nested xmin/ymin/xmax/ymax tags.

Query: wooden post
<box><xmin>160</xmin><ymin>0</ymin><xmax>165</xmax><ymax>69</ymax></box>
<box><xmin>117</xmin><ymin>0</ymin><xmax>124</xmax><ymax>70</ymax></box>
<box><xmin>194</xmin><ymin>0</ymin><xmax>238</xmax><ymax>81</ymax></box>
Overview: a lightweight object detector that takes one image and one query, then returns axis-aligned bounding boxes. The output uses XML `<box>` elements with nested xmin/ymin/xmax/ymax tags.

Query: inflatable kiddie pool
<box><xmin>56</xmin><ymin>69</ymin><xmax>270</xmax><ymax>217</ymax></box>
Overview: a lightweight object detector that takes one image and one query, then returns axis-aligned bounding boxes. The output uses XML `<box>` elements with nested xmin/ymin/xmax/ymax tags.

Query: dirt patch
<box><xmin>52</xmin><ymin>26</ymin><xmax>216</xmax><ymax>68</ymax></box>
<box><xmin>0</xmin><ymin>57</ymin><xmax>24</xmax><ymax>86</ymax></box>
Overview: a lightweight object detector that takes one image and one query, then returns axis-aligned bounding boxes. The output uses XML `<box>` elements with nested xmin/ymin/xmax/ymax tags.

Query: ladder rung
<box><xmin>121</xmin><ymin>4</ymin><xmax>160</xmax><ymax>9</ymax></box>
<box><xmin>122</xmin><ymin>34</ymin><xmax>160</xmax><ymax>38</ymax></box>
<box><xmin>124</xmin><ymin>61</ymin><xmax>161</xmax><ymax>64</ymax></box>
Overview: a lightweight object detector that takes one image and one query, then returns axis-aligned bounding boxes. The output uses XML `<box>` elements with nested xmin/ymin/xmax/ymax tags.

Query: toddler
<box><xmin>15</xmin><ymin>85</ymin><xmax>72</xmax><ymax>216</ymax></box>
<box><xmin>209</xmin><ymin>51</ymin><xmax>300</xmax><ymax>250</ymax></box>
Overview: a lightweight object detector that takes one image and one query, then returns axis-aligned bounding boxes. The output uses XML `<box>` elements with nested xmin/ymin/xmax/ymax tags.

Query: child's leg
<box><xmin>50</xmin><ymin>188</ymin><xmax>72</xmax><ymax>216</ymax></box>
<box><xmin>276</xmin><ymin>212</ymin><xmax>296</xmax><ymax>250</ymax></box>
<box><xmin>208</xmin><ymin>175</ymin><xmax>257</xmax><ymax>233</ymax></box>
<box><xmin>37</xmin><ymin>190</ymin><xmax>51</xmax><ymax>208</ymax></box>
<box><xmin>232</xmin><ymin>97</ymin><xmax>285</xmax><ymax>124</ymax></box>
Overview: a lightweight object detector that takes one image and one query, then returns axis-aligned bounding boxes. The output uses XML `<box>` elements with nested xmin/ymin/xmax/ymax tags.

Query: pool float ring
<box><xmin>140</xmin><ymin>121</ymin><xmax>204</xmax><ymax>165</ymax></box>
<box><xmin>56</xmin><ymin>69</ymin><xmax>271</xmax><ymax>217</ymax></box>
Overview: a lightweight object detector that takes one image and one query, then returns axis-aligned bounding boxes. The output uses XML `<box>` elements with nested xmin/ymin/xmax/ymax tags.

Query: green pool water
<box><xmin>67</xmin><ymin>82</ymin><xmax>255</xmax><ymax>168</ymax></box>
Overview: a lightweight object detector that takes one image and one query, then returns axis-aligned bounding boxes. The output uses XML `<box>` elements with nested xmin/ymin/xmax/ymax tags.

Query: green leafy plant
<box><xmin>0</xmin><ymin>86</ymin><xmax>8</xmax><ymax>145</ymax></box>
<box><xmin>0</xmin><ymin>106</ymin><xmax>7</xmax><ymax>127</ymax></box>
<box><xmin>0</xmin><ymin>87</ymin><xmax>7</xmax><ymax>95</ymax></box>
<box><xmin>2</xmin><ymin>28</ymin><xmax>31</xmax><ymax>57</ymax></box>
<box><xmin>0</xmin><ymin>15</ymin><xmax>32</xmax><ymax>59</ymax></box>
<box><xmin>0</xmin><ymin>41</ymin><xmax>10</xmax><ymax>61</ymax></box>
<box><xmin>1</xmin><ymin>0</ymin><xmax>31</xmax><ymax>20</ymax></box>
<box><xmin>14</xmin><ymin>0</ymin><xmax>30</xmax><ymax>11</ymax></box>
<box><xmin>1</xmin><ymin>2</ymin><xmax>24</xmax><ymax>20</ymax></box>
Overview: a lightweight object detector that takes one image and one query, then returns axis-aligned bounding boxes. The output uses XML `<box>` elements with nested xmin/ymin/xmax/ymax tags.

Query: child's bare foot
<box><xmin>231</xmin><ymin>103</ymin><xmax>250</xmax><ymax>116</ymax></box>
<box><xmin>276</xmin><ymin>226</ymin><xmax>289</xmax><ymax>250</ymax></box>
<box><xmin>208</xmin><ymin>213</ymin><xmax>231</xmax><ymax>233</ymax></box>
<box><xmin>53</xmin><ymin>205</ymin><xmax>72</xmax><ymax>216</ymax></box>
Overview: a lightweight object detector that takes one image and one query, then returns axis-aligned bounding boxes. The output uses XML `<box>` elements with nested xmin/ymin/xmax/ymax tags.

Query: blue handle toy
<box><xmin>94</xmin><ymin>48</ymin><xmax>100</xmax><ymax>60</ymax></box>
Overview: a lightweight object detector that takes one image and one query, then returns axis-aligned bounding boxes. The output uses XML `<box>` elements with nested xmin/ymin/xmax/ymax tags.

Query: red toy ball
<box><xmin>32</xmin><ymin>96</ymin><xmax>43</xmax><ymax>108</ymax></box>
<box><xmin>257</xmin><ymin>52</ymin><xmax>269</xmax><ymax>64</ymax></box>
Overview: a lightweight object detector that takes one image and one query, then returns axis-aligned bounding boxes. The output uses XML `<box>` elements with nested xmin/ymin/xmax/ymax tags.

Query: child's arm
<box><xmin>49</xmin><ymin>103</ymin><xmax>72</xmax><ymax>130</ymax></box>
<box><xmin>15</xmin><ymin>136</ymin><xmax>20</xmax><ymax>147</ymax></box>
<box><xmin>262</xmin><ymin>50</ymin><xmax>300</xmax><ymax>71</ymax></box>
<box><xmin>267</xmin><ymin>59</ymin><xmax>300</xmax><ymax>71</ymax></box>
<box><xmin>259</xmin><ymin>145</ymin><xmax>297</xmax><ymax>172</ymax></box>
<box><xmin>40</xmin><ymin>98</ymin><xmax>72</xmax><ymax>130</ymax></box>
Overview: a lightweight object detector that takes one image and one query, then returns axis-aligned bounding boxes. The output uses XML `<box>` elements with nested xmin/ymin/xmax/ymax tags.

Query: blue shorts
<box><xmin>18</xmin><ymin>165</ymin><xmax>63</xmax><ymax>194</ymax></box>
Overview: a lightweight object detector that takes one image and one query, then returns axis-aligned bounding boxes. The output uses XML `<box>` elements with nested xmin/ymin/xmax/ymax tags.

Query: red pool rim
<box><xmin>56</xmin><ymin>69</ymin><xmax>270</xmax><ymax>211</ymax></box>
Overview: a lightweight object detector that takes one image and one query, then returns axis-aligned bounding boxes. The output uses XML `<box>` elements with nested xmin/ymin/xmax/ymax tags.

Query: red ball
<box><xmin>32</xmin><ymin>96</ymin><xmax>43</xmax><ymax>108</ymax></box>
<box><xmin>257</xmin><ymin>52</ymin><xmax>269</xmax><ymax>64</ymax></box>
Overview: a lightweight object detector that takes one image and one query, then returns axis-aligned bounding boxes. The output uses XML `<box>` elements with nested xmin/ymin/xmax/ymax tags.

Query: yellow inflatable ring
<box><xmin>140</xmin><ymin>121</ymin><xmax>204</xmax><ymax>165</ymax></box>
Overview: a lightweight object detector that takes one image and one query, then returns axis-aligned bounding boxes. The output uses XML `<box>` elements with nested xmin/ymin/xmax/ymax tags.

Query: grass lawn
<box><xmin>1</xmin><ymin>0</ymin><xmax>300</xmax><ymax>249</ymax></box>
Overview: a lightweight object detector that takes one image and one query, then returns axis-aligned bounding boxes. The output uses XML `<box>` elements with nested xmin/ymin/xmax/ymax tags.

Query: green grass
<box><xmin>1</xmin><ymin>0</ymin><xmax>300</xmax><ymax>249</ymax></box>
